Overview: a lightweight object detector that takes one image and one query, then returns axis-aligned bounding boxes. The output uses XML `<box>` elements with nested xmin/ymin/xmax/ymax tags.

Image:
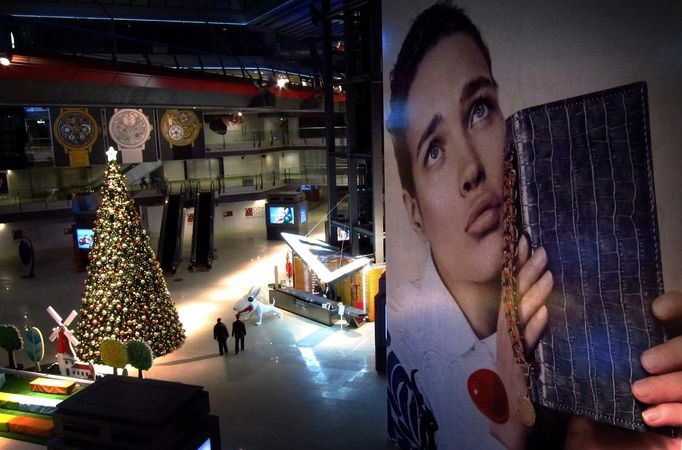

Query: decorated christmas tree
<box><xmin>75</xmin><ymin>147</ymin><xmax>185</xmax><ymax>364</ymax></box>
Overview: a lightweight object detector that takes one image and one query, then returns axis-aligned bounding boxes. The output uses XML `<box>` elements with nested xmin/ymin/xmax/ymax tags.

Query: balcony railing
<box><xmin>0</xmin><ymin>164</ymin><xmax>338</xmax><ymax>217</ymax></box>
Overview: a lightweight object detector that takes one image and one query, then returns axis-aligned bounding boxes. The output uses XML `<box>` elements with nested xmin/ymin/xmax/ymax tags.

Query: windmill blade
<box><xmin>49</xmin><ymin>328</ymin><xmax>59</xmax><ymax>342</ymax></box>
<box><xmin>46</xmin><ymin>306</ymin><xmax>63</xmax><ymax>324</ymax></box>
<box><xmin>63</xmin><ymin>310</ymin><xmax>78</xmax><ymax>327</ymax></box>
<box><xmin>62</xmin><ymin>328</ymin><xmax>80</xmax><ymax>347</ymax></box>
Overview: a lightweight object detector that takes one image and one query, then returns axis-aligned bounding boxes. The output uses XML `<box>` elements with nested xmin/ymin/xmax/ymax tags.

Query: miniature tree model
<box><xmin>100</xmin><ymin>339</ymin><xmax>128</xmax><ymax>376</ymax></box>
<box><xmin>127</xmin><ymin>340</ymin><xmax>153</xmax><ymax>379</ymax></box>
<box><xmin>75</xmin><ymin>148</ymin><xmax>185</xmax><ymax>364</ymax></box>
<box><xmin>24</xmin><ymin>327</ymin><xmax>45</xmax><ymax>372</ymax></box>
<box><xmin>0</xmin><ymin>325</ymin><xmax>23</xmax><ymax>369</ymax></box>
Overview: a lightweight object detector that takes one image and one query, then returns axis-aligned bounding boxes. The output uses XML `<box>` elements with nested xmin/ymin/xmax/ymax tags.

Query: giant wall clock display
<box><xmin>53</xmin><ymin>108</ymin><xmax>100</xmax><ymax>167</ymax></box>
<box><xmin>108</xmin><ymin>108</ymin><xmax>153</xmax><ymax>163</ymax></box>
<box><xmin>160</xmin><ymin>109</ymin><xmax>201</xmax><ymax>148</ymax></box>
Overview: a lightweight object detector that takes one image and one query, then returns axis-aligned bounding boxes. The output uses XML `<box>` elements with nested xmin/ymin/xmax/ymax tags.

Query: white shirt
<box><xmin>388</xmin><ymin>252</ymin><xmax>503</xmax><ymax>450</ymax></box>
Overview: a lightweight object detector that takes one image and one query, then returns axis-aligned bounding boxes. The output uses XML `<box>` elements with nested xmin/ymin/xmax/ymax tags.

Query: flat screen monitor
<box><xmin>269</xmin><ymin>206</ymin><xmax>294</xmax><ymax>225</ymax></box>
<box><xmin>300</xmin><ymin>206</ymin><xmax>307</xmax><ymax>224</ymax></box>
<box><xmin>337</xmin><ymin>227</ymin><xmax>350</xmax><ymax>241</ymax></box>
<box><xmin>196</xmin><ymin>438</ymin><xmax>212</xmax><ymax>450</ymax></box>
<box><xmin>76</xmin><ymin>228</ymin><xmax>94</xmax><ymax>250</ymax></box>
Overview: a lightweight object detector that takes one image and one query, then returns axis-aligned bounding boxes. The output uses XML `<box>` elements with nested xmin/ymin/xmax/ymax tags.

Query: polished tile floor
<box><xmin>0</xmin><ymin>208</ymin><xmax>393</xmax><ymax>450</ymax></box>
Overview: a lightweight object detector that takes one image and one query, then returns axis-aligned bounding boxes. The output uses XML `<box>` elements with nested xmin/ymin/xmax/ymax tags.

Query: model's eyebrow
<box><xmin>459</xmin><ymin>76</ymin><xmax>496</xmax><ymax>104</ymax></box>
<box><xmin>416</xmin><ymin>113</ymin><xmax>444</xmax><ymax>159</ymax></box>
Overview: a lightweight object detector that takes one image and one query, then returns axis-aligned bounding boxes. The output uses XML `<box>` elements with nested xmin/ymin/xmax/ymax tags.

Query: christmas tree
<box><xmin>75</xmin><ymin>148</ymin><xmax>185</xmax><ymax>364</ymax></box>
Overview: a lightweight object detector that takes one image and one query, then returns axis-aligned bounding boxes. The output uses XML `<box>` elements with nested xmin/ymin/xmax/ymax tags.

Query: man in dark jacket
<box><xmin>232</xmin><ymin>315</ymin><xmax>247</xmax><ymax>354</ymax></box>
<box><xmin>213</xmin><ymin>318</ymin><xmax>229</xmax><ymax>355</ymax></box>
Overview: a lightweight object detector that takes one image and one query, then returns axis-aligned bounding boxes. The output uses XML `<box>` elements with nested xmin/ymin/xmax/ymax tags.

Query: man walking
<box><xmin>232</xmin><ymin>315</ymin><xmax>246</xmax><ymax>354</ymax></box>
<box><xmin>213</xmin><ymin>318</ymin><xmax>229</xmax><ymax>355</ymax></box>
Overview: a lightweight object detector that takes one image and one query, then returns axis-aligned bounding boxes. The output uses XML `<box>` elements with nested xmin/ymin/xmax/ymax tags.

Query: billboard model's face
<box><xmin>403</xmin><ymin>33</ymin><xmax>506</xmax><ymax>286</ymax></box>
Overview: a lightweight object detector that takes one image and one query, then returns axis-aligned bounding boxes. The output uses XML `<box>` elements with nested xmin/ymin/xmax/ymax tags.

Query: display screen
<box><xmin>269</xmin><ymin>206</ymin><xmax>294</xmax><ymax>224</ymax></box>
<box><xmin>76</xmin><ymin>228</ymin><xmax>94</xmax><ymax>250</ymax></box>
<box><xmin>300</xmin><ymin>206</ymin><xmax>307</xmax><ymax>224</ymax></box>
<box><xmin>196</xmin><ymin>438</ymin><xmax>211</xmax><ymax>450</ymax></box>
<box><xmin>337</xmin><ymin>227</ymin><xmax>350</xmax><ymax>241</ymax></box>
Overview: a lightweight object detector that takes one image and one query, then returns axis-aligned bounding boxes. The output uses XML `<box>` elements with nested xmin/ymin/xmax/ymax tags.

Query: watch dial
<box><xmin>168</xmin><ymin>125</ymin><xmax>184</xmax><ymax>140</ymax></box>
<box><xmin>161</xmin><ymin>109</ymin><xmax>201</xmax><ymax>146</ymax></box>
<box><xmin>110</xmin><ymin>109</ymin><xmax>151</xmax><ymax>147</ymax></box>
<box><xmin>58</xmin><ymin>113</ymin><xmax>96</xmax><ymax>148</ymax></box>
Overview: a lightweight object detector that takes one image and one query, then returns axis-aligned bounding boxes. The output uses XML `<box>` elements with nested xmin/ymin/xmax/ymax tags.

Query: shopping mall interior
<box><xmin>0</xmin><ymin>1</ymin><xmax>390</xmax><ymax>449</ymax></box>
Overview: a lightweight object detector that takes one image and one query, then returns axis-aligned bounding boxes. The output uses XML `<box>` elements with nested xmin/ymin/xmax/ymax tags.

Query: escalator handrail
<box><xmin>158</xmin><ymin>191</ymin><xmax>183</xmax><ymax>270</ymax></box>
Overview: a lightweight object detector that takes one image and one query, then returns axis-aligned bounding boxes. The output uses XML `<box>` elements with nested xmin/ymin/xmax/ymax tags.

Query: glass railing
<box><xmin>0</xmin><ymin>187</ymin><xmax>78</xmax><ymax>212</ymax></box>
<box><xmin>205</xmin><ymin>130</ymin><xmax>346</xmax><ymax>152</ymax></box>
<box><xmin>0</xmin><ymin>164</ymin><xmax>338</xmax><ymax>215</ymax></box>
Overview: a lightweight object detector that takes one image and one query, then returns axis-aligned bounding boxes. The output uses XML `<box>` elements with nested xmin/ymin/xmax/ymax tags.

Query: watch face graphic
<box><xmin>168</xmin><ymin>124</ymin><xmax>184</xmax><ymax>140</ymax></box>
<box><xmin>56</xmin><ymin>111</ymin><xmax>98</xmax><ymax>149</ymax></box>
<box><xmin>109</xmin><ymin>109</ymin><xmax>152</xmax><ymax>149</ymax></box>
<box><xmin>160</xmin><ymin>109</ymin><xmax>201</xmax><ymax>148</ymax></box>
<box><xmin>53</xmin><ymin>108</ymin><xmax>101</xmax><ymax>167</ymax></box>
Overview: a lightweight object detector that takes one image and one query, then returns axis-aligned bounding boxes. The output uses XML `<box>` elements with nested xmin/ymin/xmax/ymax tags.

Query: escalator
<box><xmin>157</xmin><ymin>189</ymin><xmax>186</xmax><ymax>274</ymax></box>
<box><xmin>188</xmin><ymin>184</ymin><xmax>215</xmax><ymax>271</ymax></box>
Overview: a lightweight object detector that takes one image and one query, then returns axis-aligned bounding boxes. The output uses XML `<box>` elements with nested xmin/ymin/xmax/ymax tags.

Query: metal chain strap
<box><xmin>502</xmin><ymin>148</ymin><xmax>534</xmax><ymax>425</ymax></box>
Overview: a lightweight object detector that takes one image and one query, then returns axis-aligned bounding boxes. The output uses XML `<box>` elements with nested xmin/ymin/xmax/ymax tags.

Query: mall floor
<box><xmin>0</xmin><ymin>204</ymin><xmax>394</xmax><ymax>450</ymax></box>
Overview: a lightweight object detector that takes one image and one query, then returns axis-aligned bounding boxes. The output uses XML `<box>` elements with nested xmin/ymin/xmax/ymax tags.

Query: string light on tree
<box><xmin>75</xmin><ymin>148</ymin><xmax>185</xmax><ymax>363</ymax></box>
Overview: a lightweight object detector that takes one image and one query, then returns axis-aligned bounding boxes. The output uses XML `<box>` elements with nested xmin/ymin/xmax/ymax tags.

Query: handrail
<box><xmin>0</xmin><ymin>165</ymin><xmax>335</xmax><ymax>211</ymax></box>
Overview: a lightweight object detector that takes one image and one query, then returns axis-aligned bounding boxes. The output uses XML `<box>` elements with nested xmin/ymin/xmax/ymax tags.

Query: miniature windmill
<box><xmin>47</xmin><ymin>306</ymin><xmax>95</xmax><ymax>380</ymax></box>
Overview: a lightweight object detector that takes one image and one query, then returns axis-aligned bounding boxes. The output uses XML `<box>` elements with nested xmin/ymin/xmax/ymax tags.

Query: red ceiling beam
<box><xmin>0</xmin><ymin>54</ymin><xmax>346</xmax><ymax>102</ymax></box>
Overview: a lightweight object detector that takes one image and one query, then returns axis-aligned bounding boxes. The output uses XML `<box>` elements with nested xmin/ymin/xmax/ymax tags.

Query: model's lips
<box><xmin>465</xmin><ymin>191</ymin><xmax>501</xmax><ymax>237</ymax></box>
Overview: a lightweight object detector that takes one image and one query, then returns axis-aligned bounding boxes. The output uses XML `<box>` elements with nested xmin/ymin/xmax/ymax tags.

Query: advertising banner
<box><xmin>49</xmin><ymin>107</ymin><xmax>107</xmax><ymax>167</ymax></box>
<box><xmin>157</xmin><ymin>109</ymin><xmax>206</xmax><ymax>161</ymax></box>
<box><xmin>383</xmin><ymin>1</ymin><xmax>682</xmax><ymax>448</ymax></box>
<box><xmin>104</xmin><ymin>108</ymin><xmax>159</xmax><ymax>163</ymax></box>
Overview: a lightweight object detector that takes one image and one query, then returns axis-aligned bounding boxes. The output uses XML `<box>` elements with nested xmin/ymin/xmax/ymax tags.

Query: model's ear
<box><xmin>402</xmin><ymin>189</ymin><xmax>426</xmax><ymax>240</ymax></box>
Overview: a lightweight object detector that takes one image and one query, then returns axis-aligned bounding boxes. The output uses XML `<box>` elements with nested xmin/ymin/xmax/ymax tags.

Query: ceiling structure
<box><xmin>0</xmin><ymin>0</ymin><xmax>347</xmax><ymax>110</ymax></box>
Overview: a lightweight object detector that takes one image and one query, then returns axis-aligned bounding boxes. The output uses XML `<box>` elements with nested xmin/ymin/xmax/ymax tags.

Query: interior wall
<box><xmin>162</xmin><ymin>160</ymin><xmax>185</xmax><ymax>182</ymax></box>
<box><xmin>185</xmin><ymin>159</ymin><xmax>219</xmax><ymax>180</ymax></box>
<box><xmin>280</xmin><ymin>151</ymin><xmax>300</xmax><ymax>170</ymax></box>
<box><xmin>223</xmin><ymin>155</ymin><xmax>262</xmax><ymax>177</ymax></box>
<box><xmin>0</xmin><ymin>219</ymin><xmax>74</xmax><ymax>257</ymax></box>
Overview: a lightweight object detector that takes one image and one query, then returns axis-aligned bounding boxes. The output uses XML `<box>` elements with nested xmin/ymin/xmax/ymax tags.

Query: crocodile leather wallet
<box><xmin>506</xmin><ymin>82</ymin><xmax>676</xmax><ymax>435</ymax></box>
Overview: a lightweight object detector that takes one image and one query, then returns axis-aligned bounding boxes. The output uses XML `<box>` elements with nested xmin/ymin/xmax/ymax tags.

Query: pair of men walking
<box><xmin>213</xmin><ymin>316</ymin><xmax>246</xmax><ymax>355</ymax></box>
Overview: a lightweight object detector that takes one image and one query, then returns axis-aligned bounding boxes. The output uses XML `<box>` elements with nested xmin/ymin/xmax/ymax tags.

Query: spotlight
<box><xmin>0</xmin><ymin>55</ymin><xmax>10</xmax><ymax>66</ymax></box>
<box><xmin>276</xmin><ymin>77</ymin><xmax>289</xmax><ymax>88</ymax></box>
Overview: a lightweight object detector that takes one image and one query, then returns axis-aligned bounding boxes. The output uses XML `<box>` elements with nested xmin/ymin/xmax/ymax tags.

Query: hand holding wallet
<box><xmin>505</xmin><ymin>82</ymin><xmax>676</xmax><ymax>436</ymax></box>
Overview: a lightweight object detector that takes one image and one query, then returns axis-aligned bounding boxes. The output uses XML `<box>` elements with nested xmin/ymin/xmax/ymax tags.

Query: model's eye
<box><xmin>470</xmin><ymin>101</ymin><xmax>490</xmax><ymax>127</ymax></box>
<box><xmin>424</xmin><ymin>142</ymin><xmax>443</xmax><ymax>167</ymax></box>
